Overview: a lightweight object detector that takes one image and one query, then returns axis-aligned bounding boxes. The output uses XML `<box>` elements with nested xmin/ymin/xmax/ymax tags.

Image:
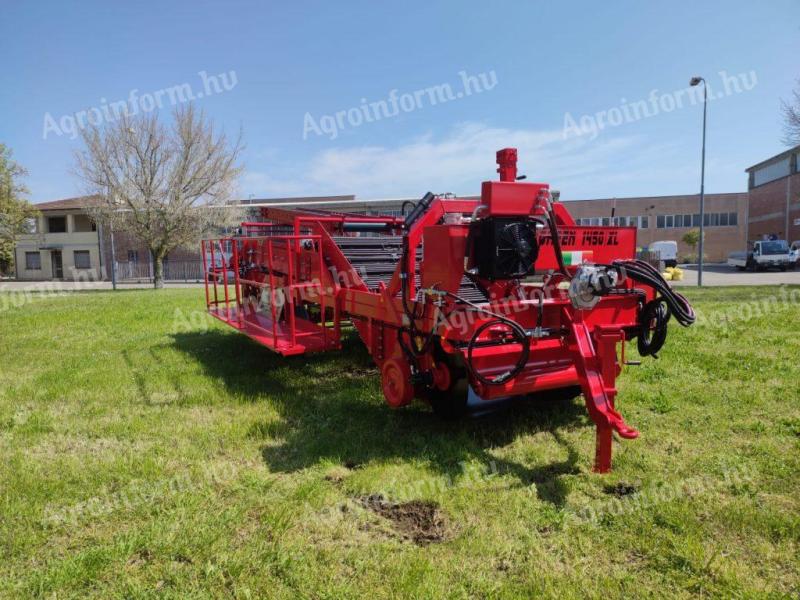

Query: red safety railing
<box><xmin>202</xmin><ymin>234</ymin><xmax>335</xmax><ymax>355</ymax></box>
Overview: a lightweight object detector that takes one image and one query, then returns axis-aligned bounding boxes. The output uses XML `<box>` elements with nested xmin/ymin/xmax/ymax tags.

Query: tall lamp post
<box><xmin>690</xmin><ymin>76</ymin><xmax>707</xmax><ymax>286</ymax></box>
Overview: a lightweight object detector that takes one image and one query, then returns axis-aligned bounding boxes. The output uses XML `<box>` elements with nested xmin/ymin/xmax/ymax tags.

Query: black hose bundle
<box><xmin>610</xmin><ymin>259</ymin><xmax>695</xmax><ymax>358</ymax></box>
<box><xmin>546</xmin><ymin>203</ymin><xmax>570</xmax><ymax>278</ymax></box>
<box><xmin>439</xmin><ymin>290</ymin><xmax>529</xmax><ymax>386</ymax></box>
<box><xmin>637</xmin><ymin>298</ymin><xmax>670</xmax><ymax>357</ymax></box>
<box><xmin>612</xmin><ymin>259</ymin><xmax>696</xmax><ymax>327</ymax></box>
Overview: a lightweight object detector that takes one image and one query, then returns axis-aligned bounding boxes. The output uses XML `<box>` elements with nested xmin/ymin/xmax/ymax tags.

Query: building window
<box><xmin>753</xmin><ymin>157</ymin><xmax>791</xmax><ymax>187</ymax></box>
<box><xmin>25</xmin><ymin>252</ymin><xmax>41</xmax><ymax>270</ymax></box>
<box><xmin>73</xmin><ymin>250</ymin><xmax>91</xmax><ymax>269</ymax></box>
<box><xmin>649</xmin><ymin>211</ymin><xmax>742</xmax><ymax>229</ymax></box>
<box><xmin>47</xmin><ymin>216</ymin><xmax>67</xmax><ymax>233</ymax></box>
<box><xmin>127</xmin><ymin>250</ymin><xmax>139</xmax><ymax>263</ymax></box>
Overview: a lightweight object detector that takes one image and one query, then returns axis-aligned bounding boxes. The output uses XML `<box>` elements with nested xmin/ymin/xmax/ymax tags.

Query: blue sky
<box><xmin>1</xmin><ymin>0</ymin><xmax>797</xmax><ymax>203</ymax></box>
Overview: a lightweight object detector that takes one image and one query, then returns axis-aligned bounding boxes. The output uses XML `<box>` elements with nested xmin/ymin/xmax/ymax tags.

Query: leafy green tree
<box><xmin>682</xmin><ymin>228</ymin><xmax>701</xmax><ymax>261</ymax></box>
<box><xmin>0</xmin><ymin>144</ymin><xmax>38</xmax><ymax>276</ymax></box>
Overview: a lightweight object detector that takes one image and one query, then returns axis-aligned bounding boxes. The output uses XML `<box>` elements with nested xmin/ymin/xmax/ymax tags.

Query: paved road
<box><xmin>3</xmin><ymin>264</ymin><xmax>800</xmax><ymax>294</ymax></box>
<box><xmin>0</xmin><ymin>280</ymin><xmax>203</xmax><ymax>292</ymax></box>
<box><xmin>670</xmin><ymin>264</ymin><xmax>800</xmax><ymax>287</ymax></box>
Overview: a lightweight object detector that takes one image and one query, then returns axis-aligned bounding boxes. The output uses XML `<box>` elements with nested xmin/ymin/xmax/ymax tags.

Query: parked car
<box><xmin>728</xmin><ymin>240</ymin><xmax>792</xmax><ymax>271</ymax></box>
<box><xmin>789</xmin><ymin>241</ymin><xmax>800</xmax><ymax>269</ymax></box>
<box><xmin>648</xmin><ymin>240</ymin><xmax>678</xmax><ymax>268</ymax></box>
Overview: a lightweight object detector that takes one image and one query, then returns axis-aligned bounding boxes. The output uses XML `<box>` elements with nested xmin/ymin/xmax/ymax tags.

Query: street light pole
<box><xmin>109</xmin><ymin>221</ymin><xmax>117</xmax><ymax>291</ymax></box>
<box><xmin>690</xmin><ymin>76</ymin><xmax>707</xmax><ymax>286</ymax></box>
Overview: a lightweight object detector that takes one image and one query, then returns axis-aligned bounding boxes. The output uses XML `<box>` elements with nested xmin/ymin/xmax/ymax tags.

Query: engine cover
<box><xmin>473</xmin><ymin>217</ymin><xmax>539</xmax><ymax>280</ymax></box>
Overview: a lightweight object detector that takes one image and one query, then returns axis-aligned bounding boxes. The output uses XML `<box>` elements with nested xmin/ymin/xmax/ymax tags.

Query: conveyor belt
<box><xmin>332</xmin><ymin>236</ymin><xmax>488</xmax><ymax>303</ymax></box>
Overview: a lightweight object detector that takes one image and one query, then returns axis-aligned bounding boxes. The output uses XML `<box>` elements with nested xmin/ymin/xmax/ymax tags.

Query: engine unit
<box><xmin>473</xmin><ymin>217</ymin><xmax>539</xmax><ymax>280</ymax></box>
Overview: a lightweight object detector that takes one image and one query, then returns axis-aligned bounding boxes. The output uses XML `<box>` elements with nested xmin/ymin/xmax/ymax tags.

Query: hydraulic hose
<box><xmin>612</xmin><ymin>259</ymin><xmax>696</xmax><ymax>327</ymax></box>
<box><xmin>546</xmin><ymin>198</ymin><xmax>570</xmax><ymax>278</ymax></box>
<box><xmin>637</xmin><ymin>298</ymin><xmax>670</xmax><ymax>357</ymax></box>
<box><xmin>466</xmin><ymin>318</ymin><xmax>530</xmax><ymax>386</ymax></box>
<box><xmin>440</xmin><ymin>290</ymin><xmax>530</xmax><ymax>386</ymax></box>
<box><xmin>399</xmin><ymin>236</ymin><xmax>436</xmax><ymax>357</ymax></box>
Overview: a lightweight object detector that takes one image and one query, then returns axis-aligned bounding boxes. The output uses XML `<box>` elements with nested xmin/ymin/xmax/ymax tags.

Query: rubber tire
<box><xmin>425</xmin><ymin>349</ymin><xmax>470</xmax><ymax>420</ymax></box>
<box><xmin>428</xmin><ymin>376</ymin><xmax>469</xmax><ymax>420</ymax></box>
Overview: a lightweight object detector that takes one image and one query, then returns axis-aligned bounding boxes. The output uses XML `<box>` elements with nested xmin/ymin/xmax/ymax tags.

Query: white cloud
<box><xmin>243</xmin><ymin>122</ymin><xmax>695</xmax><ymax>200</ymax></box>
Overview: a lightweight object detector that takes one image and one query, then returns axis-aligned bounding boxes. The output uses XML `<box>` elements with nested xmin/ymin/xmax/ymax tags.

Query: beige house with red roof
<box><xmin>14</xmin><ymin>196</ymin><xmax>105</xmax><ymax>281</ymax></box>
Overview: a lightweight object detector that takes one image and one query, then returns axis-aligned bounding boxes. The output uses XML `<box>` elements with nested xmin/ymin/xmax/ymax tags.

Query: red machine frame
<box><xmin>202</xmin><ymin>148</ymin><xmax>689</xmax><ymax>472</ymax></box>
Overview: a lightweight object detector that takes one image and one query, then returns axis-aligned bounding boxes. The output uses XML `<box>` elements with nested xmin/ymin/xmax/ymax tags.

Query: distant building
<box><xmin>15</xmin><ymin>191</ymin><xmax>748</xmax><ymax>279</ymax></box>
<box><xmin>14</xmin><ymin>196</ymin><xmax>105</xmax><ymax>281</ymax></box>
<box><xmin>13</xmin><ymin>195</ymin><xmax>202</xmax><ymax>282</ymax></box>
<box><xmin>562</xmin><ymin>193</ymin><xmax>748</xmax><ymax>262</ymax></box>
<box><xmin>745</xmin><ymin>144</ymin><xmax>800</xmax><ymax>244</ymax></box>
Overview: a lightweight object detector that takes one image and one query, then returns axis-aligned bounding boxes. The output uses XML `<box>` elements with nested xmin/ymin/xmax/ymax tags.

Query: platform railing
<box><xmin>202</xmin><ymin>234</ymin><xmax>331</xmax><ymax>353</ymax></box>
<box><xmin>202</xmin><ymin>238</ymin><xmax>238</xmax><ymax>322</ymax></box>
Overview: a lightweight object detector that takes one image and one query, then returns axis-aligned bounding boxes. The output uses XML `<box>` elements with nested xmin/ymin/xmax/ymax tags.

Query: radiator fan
<box><xmin>496</xmin><ymin>221</ymin><xmax>539</xmax><ymax>278</ymax></box>
<box><xmin>474</xmin><ymin>218</ymin><xmax>539</xmax><ymax>280</ymax></box>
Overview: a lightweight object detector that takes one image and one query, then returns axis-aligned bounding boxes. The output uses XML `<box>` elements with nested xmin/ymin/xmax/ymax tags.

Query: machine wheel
<box><xmin>425</xmin><ymin>348</ymin><xmax>469</xmax><ymax>420</ymax></box>
<box><xmin>381</xmin><ymin>359</ymin><xmax>414</xmax><ymax>408</ymax></box>
<box><xmin>428</xmin><ymin>376</ymin><xmax>469</xmax><ymax>420</ymax></box>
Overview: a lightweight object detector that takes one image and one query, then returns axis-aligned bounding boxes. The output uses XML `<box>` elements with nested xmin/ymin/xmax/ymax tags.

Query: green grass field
<box><xmin>1</xmin><ymin>286</ymin><xmax>798</xmax><ymax>598</ymax></box>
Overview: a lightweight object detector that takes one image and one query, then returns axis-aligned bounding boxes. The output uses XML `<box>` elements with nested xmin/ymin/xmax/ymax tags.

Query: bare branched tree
<box><xmin>781</xmin><ymin>79</ymin><xmax>800</xmax><ymax>147</ymax></box>
<box><xmin>74</xmin><ymin>104</ymin><xmax>244</xmax><ymax>288</ymax></box>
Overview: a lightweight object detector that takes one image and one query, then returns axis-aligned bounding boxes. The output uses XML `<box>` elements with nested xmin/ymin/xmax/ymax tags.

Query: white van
<box><xmin>648</xmin><ymin>241</ymin><xmax>678</xmax><ymax>268</ymax></box>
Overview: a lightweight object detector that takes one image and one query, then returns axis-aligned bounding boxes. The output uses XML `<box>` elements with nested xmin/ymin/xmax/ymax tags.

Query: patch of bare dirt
<box><xmin>603</xmin><ymin>482</ymin><xmax>638</xmax><ymax>497</ymax></box>
<box><xmin>126</xmin><ymin>548</ymin><xmax>153</xmax><ymax>567</ymax></box>
<box><xmin>359</xmin><ymin>494</ymin><xmax>448</xmax><ymax>545</ymax></box>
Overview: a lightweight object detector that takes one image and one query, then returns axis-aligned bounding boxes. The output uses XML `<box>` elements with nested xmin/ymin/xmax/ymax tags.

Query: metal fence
<box><xmin>635</xmin><ymin>250</ymin><xmax>662</xmax><ymax>270</ymax></box>
<box><xmin>114</xmin><ymin>260</ymin><xmax>204</xmax><ymax>282</ymax></box>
